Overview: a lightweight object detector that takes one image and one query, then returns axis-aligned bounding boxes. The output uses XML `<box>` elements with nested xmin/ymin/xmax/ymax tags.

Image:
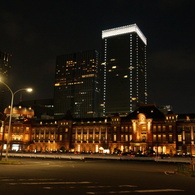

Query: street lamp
<box><xmin>0</xmin><ymin>79</ymin><xmax>32</xmax><ymax>160</ymax></box>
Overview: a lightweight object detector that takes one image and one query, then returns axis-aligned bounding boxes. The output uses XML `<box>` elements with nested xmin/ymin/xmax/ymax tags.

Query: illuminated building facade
<box><xmin>101</xmin><ymin>24</ymin><xmax>147</xmax><ymax>116</ymax></box>
<box><xmin>1</xmin><ymin>106</ymin><xmax>34</xmax><ymax>151</ymax></box>
<box><xmin>0</xmin><ymin>51</ymin><xmax>11</xmax><ymax>112</ymax></box>
<box><xmin>54</xmin><ymin>50</ymin><xmax>100</xmax><ymax>119</ymax></box>
<box><xmin>0</xmin><ymin>105</ymin><xmax>195</xmax><ymax>156</ymax></box>
<box><xmin>176</xmin><ymin>114</ymin><xmax>195</xmax><ymax>155</ymax></box>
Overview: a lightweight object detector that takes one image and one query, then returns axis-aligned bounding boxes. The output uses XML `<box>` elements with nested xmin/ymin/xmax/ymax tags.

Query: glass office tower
<box><xmin>101</xmin><ymin>24</ymin><xmax>147</xmax><ymax>116</ymax></box>
<box><xmin>0</xmin><ymin>51</ymin><xmax>11</xmax><ymax>113</ymax></box>
<box><xmin>54</xmin><ymin>50</ymin><xmax>100</xmax><ymax>118</ymax></box>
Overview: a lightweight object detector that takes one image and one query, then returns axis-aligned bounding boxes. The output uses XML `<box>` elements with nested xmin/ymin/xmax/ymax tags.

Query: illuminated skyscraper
<box><xmin>101</xmin><ymin>24</ymin><xmax>147</xmax><ymax>116</ymax></box>
<box><xmin>54</xmin><ymin>50</ymin><xmax>100</xmax><ymax>118</ymax></box>
<box><xmin>0</xmin><ymin>51</ymin><xmax>11</xmax><ymax>112</ymax></box>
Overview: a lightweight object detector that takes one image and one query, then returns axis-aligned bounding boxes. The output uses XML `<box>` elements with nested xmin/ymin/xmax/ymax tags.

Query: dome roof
<box><xmin>4</xmin><ymin>106</ymin><xmax>34</xmax><ymax>117</ymax></box>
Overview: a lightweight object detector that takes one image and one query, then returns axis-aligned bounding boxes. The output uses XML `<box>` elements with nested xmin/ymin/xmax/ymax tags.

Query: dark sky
<box><xmin>0</xmin><ymin>0</ymin><xmax>195</xmax><ymax>114</ymax></box>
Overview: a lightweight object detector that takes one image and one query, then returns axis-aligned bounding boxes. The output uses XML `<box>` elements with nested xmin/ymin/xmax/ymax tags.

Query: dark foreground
<box><xmin>0</xmin><ymin>158</ymin><xmax>194</xmax><ymax>195</ymax></box>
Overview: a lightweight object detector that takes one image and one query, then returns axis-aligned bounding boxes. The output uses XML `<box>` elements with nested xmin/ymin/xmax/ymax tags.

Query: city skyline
<box><xmin>0</xmin><ymin>1</ymin><xmax>195</xmax><ymax>113</ymax></box>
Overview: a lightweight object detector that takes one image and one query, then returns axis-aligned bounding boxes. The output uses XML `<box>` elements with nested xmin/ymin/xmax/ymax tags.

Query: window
<box><xmin>114</xmin><ymin>126</ymin><xmax>117</xmax><ymax>132</ymax></box>
<box><xmin>162</xmin><ymin>126</ymin><xmax>166</xmax><ymax>132</ymax></box>
<box><xmin>121</xmin><ymin>127</ymin><xmax>124</xmax><ymax>132</ymax></box>
<box><xmin>129</xmin><ymin>135</ymin><xmax>132</xmax><ymax>141</ymax></box>
<box><xmin>114</xmin><ymin>134</ymin><xmax>117</xmax><ymax>141</ymax></box>
<box><xmin>95</xmin><ymin>134</ymin><xmax>99</xmax><ymax>141</ymax></box>
<box><xmin>83</xmin><ymin>134</ymin><xmax>87</xmax><ymax>141</ymax></box>
<box><xmin>178</xmin><ymin>135</ymin><xmax>182</xmax><ymax>142</ymax></box>
<box><xmin>125</xmin><ymin>126</ymin><xmax>128</xmax><ymax>132</ymax></box>
<box><xmin>169</xmin><ymin>125</ymin><xmax>173</xmax><ymax>131</ymax></box>
<box><xmin>158</xmin><ymin>125</ymin><xmax>161</xmax><ymax>132</ymax></box>
<box><xmin>169</xmin><ymin>134</ymin><xmax>173</xmax><ymax>142</ymax></box>
<box><xmin>153</xmin><ymin>126</ymin><xmax>156</xmax><ymax>132</ymax></box>
<box><xmin>162</xmin><ymin>134</ymin><xmax>166</xmax><ymax>141</ymax></box>
<box><xmin>186</xmin><ymin>133</ymin><xmax>191</xmax><ymax>142</ymax></box>
<box><xmin>89</xmin><ymin>134</ymin><xmax>93</xmax><ymax>142</ymax></box>
<box><xmin>125</xmin><ymin>135</ymin><xmax>128</xmax><ymax>141</ymax></box>
<box><xmin>25</xmin><ymin>134</ymin><xmax>29</xmax><ymax>141</ymax></box>
<box><xmin>129</xmin><ymin>126</ymin><xmax>132</xmax><ymax>133</ymax></box>
<box><xmin>101</xmin><ymin>133</ymin><xmax>105</xmax><ymax>141</ymax></box>
<box><xmin>153</xmin><ymin>135</ymin><xmax>156</xmax><ymax>141</ymax></box>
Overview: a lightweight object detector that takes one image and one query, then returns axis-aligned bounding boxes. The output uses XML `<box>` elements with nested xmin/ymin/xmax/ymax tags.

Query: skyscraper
<box><xmin>101</xmin><ymin>24</ymin><xmax>147</xmax><ymax>116</ymax></box>
<box><xmin>0</xmin><ymin>51</ymin><xmax>11</xmax><ymax>113</ymax></box>
<box><xmin>54</xmin><ymin>50</ymin><xmax>100</xmax><ymax>118</ymax></box>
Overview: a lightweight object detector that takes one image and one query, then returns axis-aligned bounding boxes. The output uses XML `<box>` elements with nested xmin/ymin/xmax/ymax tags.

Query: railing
<box><xmin>1</xmin><ymin>152</ymin><xmax>192</xmax><ymax>163</ymax></box>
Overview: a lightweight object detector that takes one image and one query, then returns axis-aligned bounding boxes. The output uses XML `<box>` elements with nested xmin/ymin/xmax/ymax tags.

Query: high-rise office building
<box><xmin>0</xmin><ymin>51</ymin><xmax>11</xmax><ymax>113</ymax></box>
<box><xmin>101</xmin><ymin>24</ymin><xmax>147</xmax><ymax>116</ymax></box>
<box><xmin>54</xmin><ymin>50</ymin><xmax>100</xmax><ymax>118</ymax></box>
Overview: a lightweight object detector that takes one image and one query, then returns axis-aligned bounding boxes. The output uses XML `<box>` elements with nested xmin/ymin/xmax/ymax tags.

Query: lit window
<box><xmin>178</xmin><ymin>135</ymin><xmax>182</xmax><ymax>142</ymax></box>
<box><xmin>129</xmin><ymin>135</ymin><xmax>132</xmax><ymax>141</ymax></box>
<box><xmin>110</xmin><ymin>59</ymin><xmax>116</xmax><ymax>61</ymax></box>
<box><xmin>125</xmin><ymin>135</ymin><xmax>128</xmax><ymax>141</ymax></box>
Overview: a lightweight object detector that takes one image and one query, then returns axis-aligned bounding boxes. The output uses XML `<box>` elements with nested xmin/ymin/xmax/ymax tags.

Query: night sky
<box><xmin>1</xmin><ymin>0</ymin><xmax>195</xmax><ymax>114</ymax></box>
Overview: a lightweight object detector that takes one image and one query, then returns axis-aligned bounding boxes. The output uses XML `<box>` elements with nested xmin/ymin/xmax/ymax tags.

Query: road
<box><xmin>0</xmin><ymin>158</ymin><xmax>194</xmax><ymax>194</ymax></box>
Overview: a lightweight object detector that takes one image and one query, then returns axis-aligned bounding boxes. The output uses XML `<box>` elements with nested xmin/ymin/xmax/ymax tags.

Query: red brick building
<box><xmin>0</xmin><ymin>104</ymin><xmax>194</xmax><ymax>156</ymax></box>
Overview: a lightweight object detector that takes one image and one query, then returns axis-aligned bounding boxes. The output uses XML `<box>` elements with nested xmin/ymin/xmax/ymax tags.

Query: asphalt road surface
<box><xmin>0</xmin><ymin>158</ymin><xmax>194</xmax><ymax>195</ymax></box>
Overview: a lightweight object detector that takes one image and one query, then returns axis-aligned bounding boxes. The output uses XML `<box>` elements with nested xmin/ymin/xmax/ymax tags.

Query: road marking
<box><xmin>164</xmin><ymin>171</ymin><xmax>176</xmax><ymax>175</ymax></box>
<box><xmin>43</xmin><ymin>186</ymin><xmax>53</xmax><ymax>190</ymax></box>
<box><xmin>0</xmin><ymin>178</ymin><xmax>60</xmax><ymax>182</ymax></box>
<box><xmin>135</xmin><ymin>189</ymin><xmax>184</xmax><ymax>193</ymax></box>
<box><xmin>87</xmin><ymin>185</ymin><xmax>137</xmax><ymax>189</ymax></box>
<box><xmin>118</xmin><ymin>185</ymin><xmax>137</xmax><ymax>188</ymax></box>
<box><xmin>87</xmin><ymin>186</ymin><xmax>112</xmax><ymax>188</ymax></box>
<box><xmin>86</xmin><ymin>189</ymin><xmax>184</xmax><ymax>194</ymax></box>
<box><xmin>0</xmin><ymin>179</ymin><xmax>15</xmax><ymax>181</ymax></box>
<box><xmin>109</xmin><ymin>191</ymin><xmax>132</xmax><ymax>194</ymax></box>
<box><xmin>87</xmin><ymin>191</ymin><xmax>131</xmax><ymax>194</ymax></box>
<box><xmin>8</xmin><ymin>181</ymin><xmax>92</xmax><ymax>185</ymax></box>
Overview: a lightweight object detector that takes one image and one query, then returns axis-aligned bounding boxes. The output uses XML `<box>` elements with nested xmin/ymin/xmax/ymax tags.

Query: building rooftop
<box><xmin>126</xmin><ymin>104</ymin><xmax>165</xmax><ymax>120</ymax></box>
<box><xmin>102</xmin><ymin>23</ymin><xmax>147</xmax><ymax>45</ymax></box>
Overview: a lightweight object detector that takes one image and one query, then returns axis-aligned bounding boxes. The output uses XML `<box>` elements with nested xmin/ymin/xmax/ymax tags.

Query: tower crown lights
<box><xmin>102</xmin><ymin>23</ymin><xmax>147</xmax><ymax>45</ymax></box>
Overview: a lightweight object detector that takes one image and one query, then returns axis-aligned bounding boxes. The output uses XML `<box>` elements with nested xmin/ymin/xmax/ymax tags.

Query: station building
<box><xmin>0</xmin><ymin>104</ymin><xmax>194</xmax><ymax>156</ymax></box>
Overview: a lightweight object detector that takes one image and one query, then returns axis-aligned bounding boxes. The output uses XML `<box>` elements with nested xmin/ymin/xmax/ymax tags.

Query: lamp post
<box><xmin>0</xmin><ymin>79</ymin><xmax>32</xmax><ymax>161</ymax></box>
<box><xmin>0</xmin><ymin>112</ymin><xmax>5</xmax><ymax>160</ymax></box>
